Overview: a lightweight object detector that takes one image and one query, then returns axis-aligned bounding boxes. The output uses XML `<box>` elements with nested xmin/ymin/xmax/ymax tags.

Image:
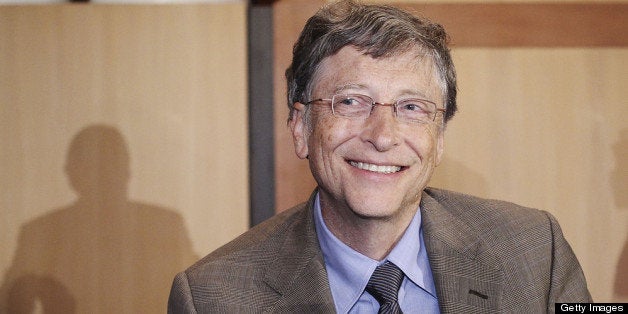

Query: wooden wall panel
<box><xmin>273</xmin><ymin>0</ymin><xmax>628</xmax><ymax>302</ymax></box>
<box><xmin>398</xmin><ymin>3</ymin><xmax>628</xmax><ymax>47</ymax></box>
<box><xmin>431</xmin><ymin>48</ymin><xmax>628</xmax><ymax>302</ymax></box>
<box><xmin>273</xmin><ymin>0</ymin><xmax>322</xmax><ymax>212</ymax></box>
<box><xmin>0</xmin><ymin>4</ymin><xmax>248</xmax><ymax>313</ymax></box>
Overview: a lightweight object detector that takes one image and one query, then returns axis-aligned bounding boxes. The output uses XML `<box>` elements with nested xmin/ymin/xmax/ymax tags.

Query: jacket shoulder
<box><xmin>169</xmin><ymin>200</ymin><xmax>331</xmax><ymax>312</ymax></box>
<box><xmin>422</xmin><ymin>187</ymin><xmax>591</xmax><ymax>305</ymax></box>
<box><xmin>424</xmin><ymin>187</ymin><xmax>550</xmax><ymax>231</ymax></box>
<box><xmin>422</xmin><ymin>187</ymin><xmax>560</xmax><ymax>268</ymax></box>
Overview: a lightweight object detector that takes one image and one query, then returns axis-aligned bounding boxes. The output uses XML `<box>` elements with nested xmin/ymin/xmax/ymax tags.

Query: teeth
<box><xmin>349</xmin><ymin>161</ymin><xmax>401</xmax><ymax>174</ymax></box>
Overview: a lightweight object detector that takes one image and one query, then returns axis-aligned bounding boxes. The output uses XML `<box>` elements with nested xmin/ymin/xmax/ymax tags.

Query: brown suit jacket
<box><xmin>168</xmin><ymin>188</ymin><xmax>591</xmax><ymax>313</ymax></box>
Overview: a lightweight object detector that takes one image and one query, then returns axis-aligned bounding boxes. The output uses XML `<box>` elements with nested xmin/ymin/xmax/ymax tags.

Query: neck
<box><xmin>320</xmin><ymin>198</ymin><xmax>418</xmax><ymax>261</ymax></box>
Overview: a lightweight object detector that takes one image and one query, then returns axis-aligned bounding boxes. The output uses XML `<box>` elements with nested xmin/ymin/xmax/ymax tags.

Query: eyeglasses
<box><xmin>306</xmin><ymin>94</ymin><xmax>445</xmax><ymax>124</ymax></box>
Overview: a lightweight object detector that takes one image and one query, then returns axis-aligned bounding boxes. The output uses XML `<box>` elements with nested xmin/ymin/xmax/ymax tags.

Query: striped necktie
<box><xmin>366</xmin><ymin>261</ymin><xmax>405</xmax><ymax>314</ymax></box>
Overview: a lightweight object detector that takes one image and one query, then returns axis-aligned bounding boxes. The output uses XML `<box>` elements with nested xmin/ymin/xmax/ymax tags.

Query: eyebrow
<box><xmin>398</xmin><ymin>89</ymin><xmax>430</xmax><ymax>100</ymax></box>
<box><xmin>333</xmin><ymin>84</ymin><xmax>432</xmax><ymax>101</ymax></box>
<box><xmin>333</xmin><ymin>83</ymin><xmax>367</xmax><ymax>94</ymax></box>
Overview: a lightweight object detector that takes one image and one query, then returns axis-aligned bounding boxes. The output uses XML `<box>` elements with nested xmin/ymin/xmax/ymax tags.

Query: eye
<box><xmin>331</xmin><ymin>94</ymin><xmax>373</xmax><ymax>118</ymax></box>
<box><xmin>399</xmin><ymin>101</ymin><xmax>428</xmax><ymax>113</ymax></box>
<box><xmin>337</xmin><ymin>96</ymin><xmax>363</xmax><ymax>106</ymax></box>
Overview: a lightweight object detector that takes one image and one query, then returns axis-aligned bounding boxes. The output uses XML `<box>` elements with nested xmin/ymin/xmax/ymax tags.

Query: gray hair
<box><xmin>285</xmin><ymin>0</ymin><xmax>457</xmax><ymax>123</ymax></box>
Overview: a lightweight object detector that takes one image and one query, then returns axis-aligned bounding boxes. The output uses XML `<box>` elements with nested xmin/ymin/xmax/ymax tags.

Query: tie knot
<box><xmin>366</xmin><ymin>262</ymin><xmax>405</xmax><ymax>313</ymax></box>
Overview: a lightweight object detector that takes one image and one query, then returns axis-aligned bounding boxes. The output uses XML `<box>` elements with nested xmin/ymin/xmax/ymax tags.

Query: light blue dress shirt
<box><xmin>313</xmin><ymin>193</ymin><xmax>440</xmax><ymax>314</ymax></box>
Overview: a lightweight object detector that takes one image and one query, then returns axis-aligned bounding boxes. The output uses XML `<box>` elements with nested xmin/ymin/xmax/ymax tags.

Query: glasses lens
<box><xmin>331</xmin><ymin>94</ymin><xmax>372</xmax><ymax>118</ymax></box>
<box><xmin>396</xmin><ymin>99</ymin><xmax>437</xmax><ymax>123</ymax></box>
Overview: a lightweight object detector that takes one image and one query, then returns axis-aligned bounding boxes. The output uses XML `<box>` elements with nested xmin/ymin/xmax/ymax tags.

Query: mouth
<box><xmin>348</xmin><ymin>160</ymin><xmax>403</xmax><ymax>174</ymax></box>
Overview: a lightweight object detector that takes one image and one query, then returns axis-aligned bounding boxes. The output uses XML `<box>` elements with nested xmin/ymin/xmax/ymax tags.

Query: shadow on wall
<box><xmin>614</xmin><ymin>128</ymin><xmax>628</xmax><ymax>301</ymax></box>
<box><xmin>0</xmin><ymin>124</ymin><xmax>198</xmax><ymax>313</ymax></box>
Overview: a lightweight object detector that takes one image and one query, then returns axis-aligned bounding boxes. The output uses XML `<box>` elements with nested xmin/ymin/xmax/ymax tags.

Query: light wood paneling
<box><xmin>0</xmin><ymin>4</ymin><xmax>248</xmax><ymax>313</ymax></box>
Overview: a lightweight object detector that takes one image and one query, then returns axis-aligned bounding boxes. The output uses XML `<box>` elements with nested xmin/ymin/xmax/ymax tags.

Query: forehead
<box><xmin>310</xmin><ymin>46</ymin><xmax>443</xmax><ymax>102</ymax></box>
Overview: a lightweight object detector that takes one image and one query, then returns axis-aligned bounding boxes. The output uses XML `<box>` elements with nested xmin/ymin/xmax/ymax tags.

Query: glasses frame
<box><xmin>306</xmin><ymin>93</ymin><xmax>446</xmax><ymax>123</ymax></box>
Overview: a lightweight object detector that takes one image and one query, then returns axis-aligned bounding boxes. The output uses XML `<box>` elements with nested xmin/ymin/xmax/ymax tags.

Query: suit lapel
<box><xmin>421</xmin><ymin>191</ymin><xmax>505</xmax><ymax>313</ymax></box>
<box><xmin>263</xmin><ymin>191</ymin><xmax>336</xmax><ymax>313</ymax></box>
<box><xmin>257</xmin><ymin>189</ymin><xmax>506</xmax><ymax>312</ymax></box>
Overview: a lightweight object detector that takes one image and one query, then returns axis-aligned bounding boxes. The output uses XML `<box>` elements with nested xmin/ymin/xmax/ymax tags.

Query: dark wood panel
<box><xmin>398</xmin><ymin>3</ymin><xmax>628</xmax><ymax>47</ymax></box>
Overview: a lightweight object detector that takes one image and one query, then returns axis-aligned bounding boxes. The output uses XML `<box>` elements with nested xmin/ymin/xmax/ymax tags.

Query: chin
<box><xmin>347</xmin><ymin>200</ymin><xmax>406</xmax><ymax>220</ymax></box>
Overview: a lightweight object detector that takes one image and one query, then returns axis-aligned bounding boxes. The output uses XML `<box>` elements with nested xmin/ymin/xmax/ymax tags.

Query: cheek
<box><xmin>316</xmin><ymin>121</ymin><xmax>334</xmax><ymax>143</ymax></box>
<box><xmin>407</xmin><ymin>126</ymin><xmax>441</xmax><ymax>161</ymax></box>
<box><xmin>311</xmin><ymin>115</ymin><xmax>352</xmax><ymax>151</ymax></box>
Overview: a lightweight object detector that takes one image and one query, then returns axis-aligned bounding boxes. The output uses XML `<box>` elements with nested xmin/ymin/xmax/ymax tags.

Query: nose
<box><xmin>360</xmin><ymin>104</ymin><xmax>401</xmax><ymax>152</ymax></box>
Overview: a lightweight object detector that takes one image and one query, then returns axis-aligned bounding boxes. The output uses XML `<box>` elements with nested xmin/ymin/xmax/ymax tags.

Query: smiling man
<box><xmin>168</xmin><ymin>1</ymin><xmax>591</xmax><ymax>313</ymax></box>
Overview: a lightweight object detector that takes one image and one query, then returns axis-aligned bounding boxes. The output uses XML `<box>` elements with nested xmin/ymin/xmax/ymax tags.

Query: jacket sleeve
<box><xmin>545</xmin><ymin>211</ymin><xmax>592</xmax><ymax>311</ymax></box>
<box><xmin>168</xmin><ymin>272</ymin><xmax>198</xmax><ymax>314</ymax></box>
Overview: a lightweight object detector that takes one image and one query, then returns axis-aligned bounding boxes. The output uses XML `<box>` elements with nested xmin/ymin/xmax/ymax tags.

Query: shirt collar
<box><xmin>387</xmin><ymin>206</ymin><xmax>437</xmax><ymax>299</ymax></box>
<box><xmin>313</xmin><ymin>193</ymin><xmax>436</xmax><ymax>313</ymax></box>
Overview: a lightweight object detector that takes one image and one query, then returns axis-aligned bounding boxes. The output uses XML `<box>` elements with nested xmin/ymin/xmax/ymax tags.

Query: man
<box><xmin>168</xmin><ymin>0</ymin><xmax>591</xmax><ymax>312</ymax></box>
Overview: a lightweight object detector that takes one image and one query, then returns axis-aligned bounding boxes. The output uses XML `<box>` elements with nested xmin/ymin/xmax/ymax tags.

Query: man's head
<box><xmin>286</xmin><ymin>0</ymin><xmax>457</xmax><ymax>124</ymax></box>
<box><xmin>287</xmin><ymin>0</ymin><xmax>456</xmax><ymax>224</ymax></box>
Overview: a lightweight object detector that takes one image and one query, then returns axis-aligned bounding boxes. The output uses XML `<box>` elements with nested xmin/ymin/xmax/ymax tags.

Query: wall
<box><xmin>0</xmin><ymin>4</ymin><xmax>248</xmax><ymax>313</ymax></box>
<box><xmin>273</xmin><ymin>0</ymin><xmax>628</xmax><ymax>302</ymax></box>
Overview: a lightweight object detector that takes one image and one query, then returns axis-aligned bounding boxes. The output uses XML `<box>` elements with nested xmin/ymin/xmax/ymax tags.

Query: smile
<box><xmin>349</xmin><ymin>161</ymin><xmax>402</xmax><ymax>174</ymax></box>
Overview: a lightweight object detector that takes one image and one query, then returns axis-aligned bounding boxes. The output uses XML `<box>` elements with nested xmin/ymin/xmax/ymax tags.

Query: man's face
<box><xmin>291</xmin><ymin>46</ymin><xmax>445</xmax><ymax>220</ymax></box>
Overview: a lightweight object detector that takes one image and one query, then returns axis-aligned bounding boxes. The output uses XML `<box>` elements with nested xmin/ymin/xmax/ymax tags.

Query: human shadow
<box><xmin>0</xmin><ymin>124</ymin><xmax>198</xmax><ymax>313</ymax></box>
<box><xmin>613</xmin><ymin>128</ymin><xmax>628</xmax><ymax>299</ymax></box>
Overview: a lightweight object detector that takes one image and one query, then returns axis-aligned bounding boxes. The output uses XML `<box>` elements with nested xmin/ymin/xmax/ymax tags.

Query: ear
<box><xmin>289</xmin><ymin>102</ymin><xmax>309</xmax><ymax>159</ymax></box>
<box><xmin>435</xmin><ymin>129</ymin><xmax>445</xmax><ymax>166</ymax></box>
